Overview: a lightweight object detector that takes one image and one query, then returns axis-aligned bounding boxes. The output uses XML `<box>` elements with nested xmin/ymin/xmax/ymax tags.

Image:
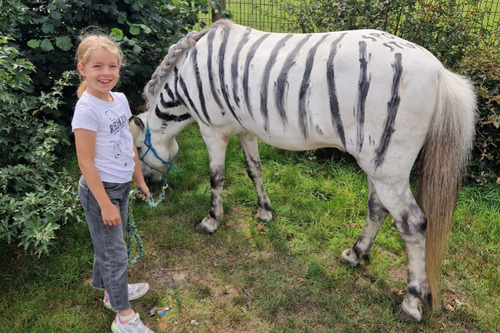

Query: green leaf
<box><xmin>110</xmin><ymin>28</ymin><xmax>124</xmax><ymax>41</ymax></box>
<box><xmin>54</xmin><ymin>0</ymin><xmax>66</xmax><ymax>9</ymax></box>
<box><xmin>140</xmin><ymin>24</ymin><xmax>152</xmax><ymax>34</ymax></box>
<box><xmin>41</xmin><ymin>22</ymin><xmax>55</xmax><ymax>34</ymax></box>
<box><xmin>55</xmin><ymin>36</ymin><xmax>72</xmax><ymax>51</ymax></box>
<box><xmin>129</xmin><ymin>25</ymin><xmax>141</xmax><ymax>36</ymax></box>
<box><xmin>40</xmin><ymin>39</ymin><xmax>54</xmax><ymax>52</ymax></box>
<box><xmin>27</xmin><ymin>39</ymin><xmax>40</xmax><ymax>49</ymax></box>
<box><xmin>131</xmin><ymin>1</ymin><xmax>143</xmax><ymax>11</ymax></box>
<box><xmin>132</xmin><ymin>44</ymin><xmax>142</xmax><ymax>54</ymax></box>
<box><xmin>51</xmin><ymin>11</ymin><xmax>62</xmax><ymax>21</ymax></box>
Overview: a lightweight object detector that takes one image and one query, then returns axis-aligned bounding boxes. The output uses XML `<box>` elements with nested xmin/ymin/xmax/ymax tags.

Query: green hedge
<box><xmin>461</xmin><ymin>38</ymin><xmax>500</xmax><ymax>184</ymax></box>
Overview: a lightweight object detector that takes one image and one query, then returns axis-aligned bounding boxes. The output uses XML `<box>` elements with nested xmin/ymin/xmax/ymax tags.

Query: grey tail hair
<box><xmin>417</xmin><ymin>68</ymin><xmax>476</xmax><ymax>311</ymax></box>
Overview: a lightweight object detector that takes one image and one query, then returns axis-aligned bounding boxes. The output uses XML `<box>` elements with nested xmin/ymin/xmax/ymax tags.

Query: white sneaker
<box><xmin>104</xmin><ymin>283</ymin><xmax>150</xmax><ymax>310</ymax></box>
<box><xmin>111</xmin><ymin>313</ymin><xmax>154</xmax><ymax>333</ymax></box>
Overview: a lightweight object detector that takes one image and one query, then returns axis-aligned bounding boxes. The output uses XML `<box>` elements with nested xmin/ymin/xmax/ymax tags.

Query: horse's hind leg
<box><xmin>341</xmin><ymin>179</ymin><xmax>389</xmax><ymax>266</ymax></box>
<box><xmin>370</xmin><ymin>178</ymin><xmax>430</xmax><ymax>322</ymax></box>
<box><xmin>238</xmin><ymin>133</ymin><xmax>273</xmax><ymax>221</ymax></box>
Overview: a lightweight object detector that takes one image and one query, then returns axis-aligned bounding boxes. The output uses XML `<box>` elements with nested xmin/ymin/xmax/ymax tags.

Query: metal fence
<box><xmin>199</xmin><ymin>0</ymin><xmax>499</xmax><ymax>33</ymax></box>
<box><xmin>482</xmin><ymin>0</ymin><xmax>500</xmax><ymax>28</ymax></box>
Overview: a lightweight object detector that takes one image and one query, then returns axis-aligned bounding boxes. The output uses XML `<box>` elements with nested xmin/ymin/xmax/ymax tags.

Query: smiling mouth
<box><xmin>99</xmin><ymin>79</ymin><xmax>111</xmax><ymax>83</ymax></box>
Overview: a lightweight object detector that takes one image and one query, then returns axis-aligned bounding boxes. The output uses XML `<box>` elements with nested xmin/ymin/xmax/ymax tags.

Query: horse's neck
<box><xmin>153</xmin><ymin>112</ymin><xmax>194</xmax><ymax>138</ymax></box>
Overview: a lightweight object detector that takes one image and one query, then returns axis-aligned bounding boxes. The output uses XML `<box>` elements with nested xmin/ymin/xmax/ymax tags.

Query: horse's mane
<box><xmin>143</xmin><ymin>20</ymin><xmax>235</xmax><ymax>106</ymax></box>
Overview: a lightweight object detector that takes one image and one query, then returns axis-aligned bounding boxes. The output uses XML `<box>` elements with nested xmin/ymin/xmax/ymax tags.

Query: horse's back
<box><xmin>180</xmin><ymin>21</ymin><xmax>446</xmax><ymax>174</ymax></box>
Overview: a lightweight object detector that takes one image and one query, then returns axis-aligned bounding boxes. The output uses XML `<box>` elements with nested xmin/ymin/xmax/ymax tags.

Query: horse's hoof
<box><xmin>195</xmin><ymin>217</ymin><xmax>218</xmax><ymax>234</ymax></box>
<box><xmin>255</xmin><ymin>209</ymin><xmax>272</xmax><ymax>222</ymax></box>
<box><xmin>339</xmin><ymin>248</ymin><xmax>359</xmax><ymax>266</ymax></box>
<box><xmin>393</xmin><ymin>304</ymin><xmax>422</xmax><ymax>323</ymax></box>
<box><xmin>195</xmin><ymin>223</ymin><xmax>213</xmax><ymax>234</ymax></box>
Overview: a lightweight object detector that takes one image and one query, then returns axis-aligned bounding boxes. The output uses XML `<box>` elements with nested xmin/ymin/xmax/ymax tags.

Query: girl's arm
<box><xmin>132</xmin><ymin>144</ymin><xmax>150</xmax><ymax>200</ymax></box>
<box><xmin>74</xmin><ymin>129</ymin><xmax>122</xmax><ymax>226</ymax></box>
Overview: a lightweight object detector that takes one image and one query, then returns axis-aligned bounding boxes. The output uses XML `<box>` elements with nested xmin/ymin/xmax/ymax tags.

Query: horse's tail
<box><xmin>417</xmin><ymin>68</ymin><xmax>476</xmax><ymax>310</ymax></box>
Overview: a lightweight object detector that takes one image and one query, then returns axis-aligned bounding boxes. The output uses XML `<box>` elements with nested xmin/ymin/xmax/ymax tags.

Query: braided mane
<box><xmin>143</xmin><ymin>28</ymin><xmax>210</xmax><ymax>106</ymax></box>
<box><xmin>143</xmin><ymin>20</ymin><xmax>236</xmax><ymax>109</ymax></box>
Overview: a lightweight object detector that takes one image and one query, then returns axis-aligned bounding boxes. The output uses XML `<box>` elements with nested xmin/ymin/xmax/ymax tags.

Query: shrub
<box><xmin>461</xmin><ymin>38</ymin><xmax>500</xmax><ymax>185</ymax></box>
<box><xmin>278</xmin><ymin>0</ymin><xmax>484</xmax><ymax>68</ymax></box>
<box><xmin>0</xmin><ymin>37</ymin><xmax>82</xmax><ymax>256</ymax></box>
<box><xmin>11</xmin><ymin>0</ymin><xmax>208</xmax><ymax>122</ymax></box>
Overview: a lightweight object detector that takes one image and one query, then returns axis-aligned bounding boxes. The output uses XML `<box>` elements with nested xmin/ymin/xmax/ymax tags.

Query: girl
<box><xmin>72</xmin><ymin>33</ymin><xmax>154</xmax><ymax>333</ymax></box>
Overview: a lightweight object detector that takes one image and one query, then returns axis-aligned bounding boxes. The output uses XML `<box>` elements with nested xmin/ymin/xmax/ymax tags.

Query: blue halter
<box><xmin>139</xmin><ymin>118</ymin><xmax>182</xmax><ymax>189</ymax></box>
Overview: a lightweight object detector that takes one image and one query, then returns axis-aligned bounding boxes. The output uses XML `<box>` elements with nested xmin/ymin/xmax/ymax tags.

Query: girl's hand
<box><xmin>101</xmin><ymin>203</ymin><xmax>122</xmax><ymax>225</ymax></box>
<box><xmin>135</xmin><ymin>181</ymin><xmax>150</xmax><ymax>200</ymax></box>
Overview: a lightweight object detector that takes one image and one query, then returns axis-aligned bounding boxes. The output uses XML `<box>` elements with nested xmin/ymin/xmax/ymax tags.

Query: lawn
<box><xmin>1</xmin><ymin>123</ymin><xmax>498</xmax><ymax>332</ymax></box>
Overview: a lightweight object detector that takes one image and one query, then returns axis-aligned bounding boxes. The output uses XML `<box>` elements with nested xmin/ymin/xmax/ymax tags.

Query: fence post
<box><xmin>212</xmin><ymin>0</ymin><xmax>226</xmax><ymax>22</ymax></box>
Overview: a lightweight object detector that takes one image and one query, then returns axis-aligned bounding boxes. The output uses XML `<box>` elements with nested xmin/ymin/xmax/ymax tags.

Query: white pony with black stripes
<box><xmin>130</xmin><ymin>20</ymin><xmax>476</xmax><ymax>321</ymax></box>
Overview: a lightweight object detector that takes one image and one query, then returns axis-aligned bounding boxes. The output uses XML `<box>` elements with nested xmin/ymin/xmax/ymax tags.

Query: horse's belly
<box><xmin>249</xmin><ymin>126</ymin><xmax>345</xmax><ymax>151</ymax></box>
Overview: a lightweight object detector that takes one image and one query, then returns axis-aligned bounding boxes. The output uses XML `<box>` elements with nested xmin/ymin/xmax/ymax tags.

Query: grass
<box><xmin>1</xmin><ymin>123</ymin><xmax>499</xmax><ymax>332</ymax></box>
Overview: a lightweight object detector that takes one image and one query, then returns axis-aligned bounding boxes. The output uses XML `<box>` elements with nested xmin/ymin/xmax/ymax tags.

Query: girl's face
<box><xmin>78</xmin><ymin>47</ymin><xmax>120</xmax><ymax>102</ymax></box>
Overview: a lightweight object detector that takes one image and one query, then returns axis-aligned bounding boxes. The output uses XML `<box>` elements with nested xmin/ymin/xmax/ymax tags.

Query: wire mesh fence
<box><xmin>479</xmin><ymin>0</ymin><xmax>500</xmax><ymax>29</ymax></box>
<box><xmin>198</xmin><ymin>0</ymin><xmax>300</xmax><ymax>32</ymax></box>
<box><xmin>198</xmin><ymin>0</ymin><xmax>499</xmax><ymax>33</ymax></box>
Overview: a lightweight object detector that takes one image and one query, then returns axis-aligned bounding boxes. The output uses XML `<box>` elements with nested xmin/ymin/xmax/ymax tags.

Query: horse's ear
<box><xmin>131</xmin><ymin>115</ymin><xmax>144</xmax><ymax>130</ymax></box>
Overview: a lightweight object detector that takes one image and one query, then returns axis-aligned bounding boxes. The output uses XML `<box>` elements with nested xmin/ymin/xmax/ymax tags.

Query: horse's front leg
<box><xmin>237</xmin><ymin>132</ymin><xmax>273</xmax><ymax>221</ymax></box>
<box><xmin>195</xmin><ymin>132</ymin><xmax>229</xmax><ymax>234</ymax></box>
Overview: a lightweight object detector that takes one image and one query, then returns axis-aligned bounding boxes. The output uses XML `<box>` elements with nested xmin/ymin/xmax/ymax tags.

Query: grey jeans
<box><xmin>78</xmin><ymin>176</ymin><xmax>131</xmax><ymax>312</ymax></box>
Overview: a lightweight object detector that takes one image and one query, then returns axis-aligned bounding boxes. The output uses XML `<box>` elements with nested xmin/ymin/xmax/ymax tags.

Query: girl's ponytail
<box><xmin>77</xmin><ymin>80</ymin><xmax>87</xmax><ymax>98</ymax></box>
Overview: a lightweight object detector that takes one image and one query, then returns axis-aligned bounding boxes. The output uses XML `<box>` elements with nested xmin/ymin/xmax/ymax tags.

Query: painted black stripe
<box><xmin>260</xmin><ymin>34</ymin><xmax>293</xmax><ymax>132</ymax></box>
<box><xmin>243</xmin><ymin>33</ymin><xmax>271</xmax><ymax>118</ymax></box>
<box><xmin>383</xmin><ymin>43</ymin><xmax>394</xmax><ymax>52</ymax></box>
<box><xmin>163</xmin><ymin>82</ymin><xmax>175</xmax><ymax>100</ymax></box>
<box><xmin>217</xmin><ymin>27</ymin><xmax>242</xmax><ymax>124</ymax></box>
<box><xmin>160</xmin><ymin>91</ymin><xmax>182</xmax><ymax>109</ymax></box>
<box><xmin>191</xmin><ymin>46</ymin><xmax>210</xmax><ymax>124</ymax></box>
<box><xmin>155</xmin><ymin>105</ymin><xmax>191</xmax><ymax>122</ymax></box>
<box><xmin>298</xmin><ymin>34</ymin><xmax>330</xmax><ymax>139</ymax></box>
<box><xmin>206</xmin><ymin>29</ymin><xmax>224</xmax><ymax>110</ymax></box>
<box><xmin>362</xmin><ymin>35</ymin><xmax>377</xmax><ymax>42</ymax></box>
<box><xmin>173</xmin><ymin>67</ymin><xmax>185</xmax><ymax>106</ymax></box>
<box><xmin>179</xmin><ymin>74</ymin><xmax>210</xmax><ymax>126</ymax></box>
<box><xmin>374</xmin><ymin>53</ymin><xmax>403</xmax><ymax>168</ymax></box>
<box><xmin>355</xmin><ymin>40</ymin><xmax>370</xmax><ymax>153</ymax></box>
<box><xmin>326</xmin><ymin>33</ymin><xmax>347</xmax><ymax>150</ymax></box>
<box><xmin>231</xmin><ymin>28</ymin><xmax>252</xmax><ymax>107</ymax></box>
<box><xmin>275</xmin><ymin>35</ymin><xmax>312</xmax><ymax>126</ymax></box>
<box><xmin>389</xmin><ymin>41</ymin><xmax>404</xmax><ymax>49</ymax></box>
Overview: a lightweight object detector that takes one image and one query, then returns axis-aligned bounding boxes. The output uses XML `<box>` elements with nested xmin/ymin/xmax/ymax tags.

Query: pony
<box><xmin>130</xmin><ymin>20</ymin><xmax>476</xmax><ymax>322</ymax></box>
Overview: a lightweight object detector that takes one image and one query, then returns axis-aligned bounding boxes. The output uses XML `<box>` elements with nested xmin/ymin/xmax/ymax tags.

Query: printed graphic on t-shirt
<box><xmin>106</xmin><ymin>111</ymin><xmax>131</xmax><ymax>164</ymax></box>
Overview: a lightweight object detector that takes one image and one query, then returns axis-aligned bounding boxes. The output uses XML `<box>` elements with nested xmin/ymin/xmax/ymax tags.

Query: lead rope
<box><xmin>126</xmin><ymin>163</ymin><xmax>183</xmax><ymax>264</ymax></box>
<box><xmin>127</xmin><ymin>117</ymin><xmax>184</xmax><ymax>264</ymax></box>
<box><xmin>126</xmin><ymin>193</ymin><xmax>145</xmax><ymax>265</ymax></box>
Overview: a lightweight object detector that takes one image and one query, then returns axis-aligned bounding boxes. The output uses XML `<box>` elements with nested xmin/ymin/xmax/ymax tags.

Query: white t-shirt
<box><xmin>72</xmin><ymin>91</ymin><xmax>135</xmax><ymax>183</ymax></box>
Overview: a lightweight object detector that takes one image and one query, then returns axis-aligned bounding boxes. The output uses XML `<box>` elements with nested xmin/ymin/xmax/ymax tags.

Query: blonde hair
<box><xmin>75</xmin><ymin>34</ymin><xmax>123</xmax><ymax>98</ymax></box>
